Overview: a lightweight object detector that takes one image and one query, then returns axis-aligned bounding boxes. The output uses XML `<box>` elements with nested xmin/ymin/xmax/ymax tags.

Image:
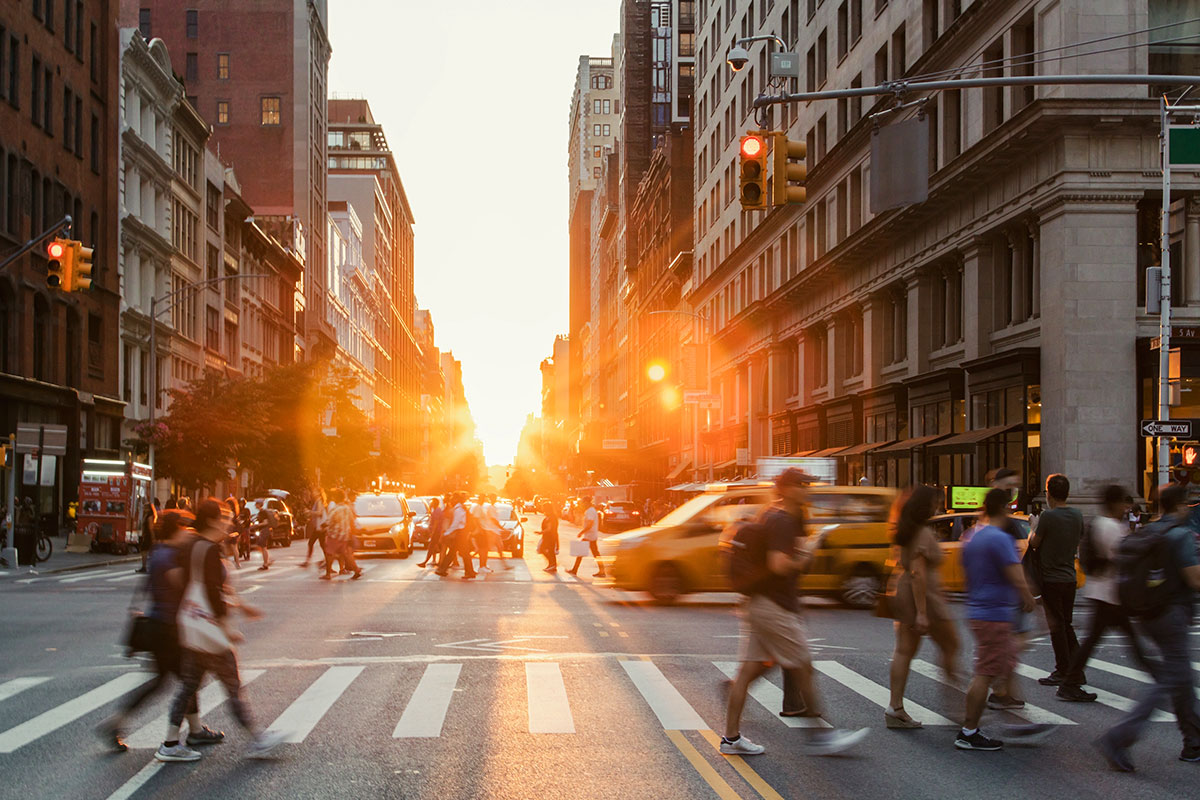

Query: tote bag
<box><xmin>178</xmin><ymin>541</ymin><xmax>232</xmax><ymax>654</ymax></box>
<box><xmin>568</xmin><ymin>539</ymin><xmax>591</xmax><ymax>558</ymax></box>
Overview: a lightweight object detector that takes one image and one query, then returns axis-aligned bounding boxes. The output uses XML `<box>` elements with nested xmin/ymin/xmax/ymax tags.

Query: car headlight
<box><xmin>389</xmin><ymin>524</ymin><xmax>405</xmax><ymax>535</ymax></box>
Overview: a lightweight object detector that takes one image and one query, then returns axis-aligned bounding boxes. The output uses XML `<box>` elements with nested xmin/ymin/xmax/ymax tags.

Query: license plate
<box><xmin>363</xmin><ymin>540</ymin><xmax>377</xmax><ymax>547</ymax></box>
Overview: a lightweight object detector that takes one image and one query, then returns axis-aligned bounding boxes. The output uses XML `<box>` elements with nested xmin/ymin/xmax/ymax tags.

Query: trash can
<box><xmin>14</xmin><ymin>523</ymin><xmax>35</xmax><ymax>567</ymax></box>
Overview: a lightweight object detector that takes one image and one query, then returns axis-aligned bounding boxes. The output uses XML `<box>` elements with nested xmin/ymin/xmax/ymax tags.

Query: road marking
<box><xmin>1086</xmin><ymin>657</ymin><xmax>1200</xmax><ymax>696</ymax></box>
<box><xmin>712</xmin><ymin>662</ymin><xmax>831</xmax><ymax>729</ymax></box>
<box><xmin>263</xmin><ymin>665</ymin><xmax>362</xmax><ymax>743</ymax></box>
<box><xmin>106</xmin><ymin>572</ymin><xmax>148</xmax><ymax>583</ymax></box>
<box><xmin>0</xmin><ymin>676</ymin><xmax>51</xmax><ymax>704</ymax></box>
<box><xmin>0</xmin><ymin>672</ymin><xmax>154</xmax><ymax>753</ymax></box>
<box><xmin>350</xmin><ymin>631</ymin><xmax>415</xmax><ymax>639</ymax></box>
<box><xmin>699</xmin><ymin>729</ymin><xmax>787</xmax><ymax>800</ymax></box>
<box><xmin>620</xmin><ymin>660</ymin><xmax>707</xmax><ymax>730</ymax></box>
<box><xmin>525</xmin><ymin>662</ymin><xmax>574</xmax><ymax>733</ymax></box>
<box><xmin>394</xmin><ymin>663</ymin><xmax>461</xmax><ymax>738</ymax></box>
<box><xmin>103</xmin><ymin>760</ymin><xmax>163</xmax><ymax>800</ymax></box>
<box><xmin>510</xmin><ymin>560</ymin><xmax>533</xmax><ymax>582</ymax></box>
<box><xmin>664</xmin><ymin>730</ymin><xmax>742</xmax><ymax>800</ymax></box>
<box><xmin>1011</xmin><ymin>663</ymin><xmax>1173</xmax><ymax>721</ymax></box>
<box><xmin>124</xmin><ymin>670</ymin><xmax>265</xmax><ymax>749</ymax></box>
<box><xmin>813</xmin><ymin>661</ymin><xmax>955</xmax><ymax>726</ymax></box>
<box><xmin>436</xmin><ymin>636</ymin><xmax>564</xmax><ymax>653</ymax></box>
<box><xmin>907</xmin><ymin>659</ymin><xmax>1075</xmax><ymax>726</ymax></box>
<box><xmin>57</xmin><ymin>568</ymin><xmax>130</xmax><ymax>584</ymax></box>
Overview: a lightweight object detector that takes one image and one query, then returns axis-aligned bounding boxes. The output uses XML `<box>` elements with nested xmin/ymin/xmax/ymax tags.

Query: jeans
<box><xmin>1041</xmin><ymin>581</ymin><xmax>1084</xmax><ymax>684</ymax></box>
<box><xmin>170</xmin><ymin>648</ymin><xmax>252</xmax><ymax>731</ymax></box>
<box><xmin>436</xmin><ymin>530</ymin><xmax>475</xmax><ymax>578</ymax></box>
<box><xmin>1065</xmin><ymin>599</ymin><xmax>1150</xmax><ymax>681</ymax></box>
<box><xmin>1106</xmin><ymin>604</ymin><xmax>1200</xmax><ymax>751</ymax></box>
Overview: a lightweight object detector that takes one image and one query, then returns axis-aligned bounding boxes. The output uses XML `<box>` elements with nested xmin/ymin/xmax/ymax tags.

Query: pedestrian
<box><xmin>957</xmin><ymin>488</ymin><xmax>1045</xmax><ymax>751</ymax></box>
<box><xmin>235</xmin><ymin>503</ymin><xmax>251</xmax><ymax>563</ymax></box>
<box><xmin>1030</xmin><ymin>474</ymin><xmax>1090</xmax><ymax>698</ymax></box>
<box><xmin>483</xmin><ymin>494</ymin><xmax>511</xmax><ymax>570</ymax></box>
<box><xmin>539</xmin><ymin>502</ymin><xmax>559</xmax><ymax>572</ymax></box>
<box><xmin>320</xmin><ymin>488</ymin><xmax>362</xmax><ymax>581</ymax></box>
<box><xmin>178</xmin><ymin>496</ymin><xmax>192</xmax><ymax>512</ymax></box>
<box><xmin>301</xmin><ymin>489</ymin><xmax>327</xmax><ymax>568</ymax></box>
<box><xmin>436</xmin><ymin>494</ymin><xmax>460</xmax><ymax>571</ymax></box>
<box><xmin>418</xmin><ymin>497</ymin><xmax>444</xmax><ymax>568</ymax></box>
<box><xmin>886</xmin><ymin>485</ymin><xmax>960</xmax><ymax>729</ymax></box>
<box><xmin>566</xmin><ymin>496</ymin><xmax>605</xmax><ymax>578</ymax></box>
<box><xmin>158</xmin><ymin>498</ymin><xmax>284</xmax><ymax>762</ymax></box>
<box><xmin>435</xmin><ymin>493</ymin><xmax>476</xmax><ymax>580</ymax></box>
<box><xmin>136</xmin><ymin>501</ymin><xmax>158</xmax><ymax>574</ymax></box>
<box><xmin>721</xmin><ymin>468</ymin><xmax>867</xmax><ymax>756</ymax></box>
<box><xmin>1095</xmin><ymin>483</ymin><xmax>1200</xmax><ymax>771</ymax></box>
<box><xmin>101</xmin><ymin>510</ymin><xmax>224</xmax><ymax>752</ymax></box>
<box><xmin>165</xmin><ymin>494</ymin><xmax>178</xmax><ymax>510</ymax></box>
<box><xmin>981</xmin><ymin>467</ymin><xmax>1032</xmax><ymax>711</ymax></box>
<box><xmin>252</xmin><ymin>504</ymin><xmax>273</xmax><ymax>571</ymax></box>
<box><xmin>223</xmin><ymin>496</ymin><xmax>242</xmax><ymax>569</ymax></box>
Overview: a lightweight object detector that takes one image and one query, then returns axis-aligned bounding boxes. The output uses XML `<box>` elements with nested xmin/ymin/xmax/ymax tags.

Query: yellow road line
<box><xmin>665</xmin><ymin>730</ymin><xmax>744</xmax><ymax>800</ymax></box>
<box><xmin>699</xmin><ymin>729</ymin><xmax>787</xmax><ymax>800</ymax></box>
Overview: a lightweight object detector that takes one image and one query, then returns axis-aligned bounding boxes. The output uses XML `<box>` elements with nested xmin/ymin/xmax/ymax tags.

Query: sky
<box><xmin>327</xmin><ymin>1</ymin><xmax>622</xmax><ymax>466</ymax></box>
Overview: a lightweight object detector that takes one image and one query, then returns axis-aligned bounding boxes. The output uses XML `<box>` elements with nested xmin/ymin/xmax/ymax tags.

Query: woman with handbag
<box><xmin>886</xmin><ymin>485</ymin><xmax>960</xmax><ymax>729</ymax></box>
<box><xmin>539</xmin><ymin>502</ymin><xmax>559</xmax><ymax>572</ymax></box>
<box><xmin>101</xmin><ymin>510</ymin><xmax>219</xmax><ymax>753</ymax></box>
<box><xmin>159</xmin><ymin>498</ymin><xmax>285</xmax><ymax>763</ymax></box>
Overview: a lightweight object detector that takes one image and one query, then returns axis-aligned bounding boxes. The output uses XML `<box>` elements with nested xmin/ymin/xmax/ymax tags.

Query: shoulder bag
<box><xmin>178</xmin><ymin>541</ymin><xmax>232</xmax><ymax>654</ymax></box>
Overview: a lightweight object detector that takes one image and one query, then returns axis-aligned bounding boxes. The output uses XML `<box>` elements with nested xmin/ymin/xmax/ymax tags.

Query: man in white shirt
<box><xmin>435</xmin><ymin>494</ymin><xmax>475</xmax><ymax>580</ymax></box>
<box><xmin>483</xmin><ymin>494</ymin><xmax>512</xmax><ymax>570</ymax></box>
<box><xmin>567</xmin><ymin>496</ymin><xmax>605</xmax><ymax>578</ymax></box>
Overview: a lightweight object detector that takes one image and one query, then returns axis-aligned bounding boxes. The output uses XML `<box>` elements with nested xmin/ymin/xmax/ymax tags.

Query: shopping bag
<box><xmin>568</xmin><ymin>539</ymin><xmax>591</xmax><ymax>558</ymax></box>
<box><xmin>178</xmin><ymin>541</ymin><xmax>232</xmax><ymax>654</ymax></box>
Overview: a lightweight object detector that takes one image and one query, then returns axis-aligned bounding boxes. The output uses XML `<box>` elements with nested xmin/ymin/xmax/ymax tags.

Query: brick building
<box><xmin>1</xmin><ymin>0</ymin><xmax>124</xmax><ymax>523</ymax></box>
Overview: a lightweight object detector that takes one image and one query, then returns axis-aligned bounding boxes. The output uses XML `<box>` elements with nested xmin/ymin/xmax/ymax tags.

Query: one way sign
<box><xmin>1140</xmin><ymin>419</ymin><xmax>1193</xmax><ymax>438</ymax></box>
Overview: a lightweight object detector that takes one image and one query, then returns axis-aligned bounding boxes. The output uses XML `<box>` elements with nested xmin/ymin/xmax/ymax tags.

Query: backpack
<box><xmin>721</xmin><ymin>520</ymin><xmax>772</xmax><ymax>595</ymax></box>
<box><xmin>1116</xmin><ymin>521</ymin><xmax>1177</xmax><ymax>618</ymax></box>
<box><xmin>1077</xmin><ymin>517</ymin><xmax>1108</xmax><ymax>575</ymax></box>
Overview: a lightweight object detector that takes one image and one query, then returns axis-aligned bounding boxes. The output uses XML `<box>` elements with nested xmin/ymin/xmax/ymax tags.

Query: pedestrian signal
<box><xmin>45</xmin><ymin>238</ymin><xmax>70</xmax><ymax>289</ymax></box>
<box><xmin>739</xmin><ymin>133</ymin><xmax>769</xmax><ymax>211</ymax></box>
<box><xmin>71</xmin><ymin>241</ymin><xmax>94</xmax><ymax>291</ymax></box>
<box><xmin>771</xmin><ymin>133</ymin><xmax>807</xmax><ymax>206</ymax></box>
<box><xmin>1184</xmin><ymin>444</ymin><xmax>1198</xmax><ymax>467</ymax></box>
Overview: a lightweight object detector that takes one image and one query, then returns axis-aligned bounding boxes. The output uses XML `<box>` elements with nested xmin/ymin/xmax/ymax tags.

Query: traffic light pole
<box><xmin>0</xmin><ymin>215</ymin><xmax>74</xmax><ymax>273</ymax></box>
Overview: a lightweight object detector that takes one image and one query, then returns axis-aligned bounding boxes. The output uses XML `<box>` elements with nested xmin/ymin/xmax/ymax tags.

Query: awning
<box><xmin>792</xmin><ymin>450</ymin><xmax>818</xmax><ymax>457</ymax></box>
<box><xmin>665</xmin><ymin>458</ymin><xmax>693</xmax><ymax>482</ymax></box>
<box><xmin>809</xmin><ymin>446</ymin><xmax>850</xmax><ymax>457</ymax></box>
<box><xmin>714</xmin><ymin>459</ymin><xmax>738</xmax><ymax>470</ymax></box>
<box><xmin>928</xmin><ymin>424</ymin><xmax>1021</xmax><ymax>454</ymax></box>
<box><xmin>837</xmin><ymin>441</ymin><xmax>892</xmax><ymax>457</ymax></box>
<box><xmin>666</xmin><ymin>482</ymin><xmax>697</xmax><ymax>492</ymax></box>
<box><xmin>873</xmin><ymin>434</ymin><xmax>951</xmax><ymax>455</ymax></box>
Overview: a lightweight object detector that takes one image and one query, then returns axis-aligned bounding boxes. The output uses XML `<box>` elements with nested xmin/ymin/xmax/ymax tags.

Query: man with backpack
<box><xmin>1096</xmin><ymin>483</ymin><xmax>1200</xmax><ymax>771</ymax></box>
<box><xmin>720</xmin><ymin>468</ymin><xmax>868</xmax><ymax>757</ymax></box>
<box><xmin>435</xmin><ymin>493</ymin><xmax>476</xmax><ymax>580</ymax></box>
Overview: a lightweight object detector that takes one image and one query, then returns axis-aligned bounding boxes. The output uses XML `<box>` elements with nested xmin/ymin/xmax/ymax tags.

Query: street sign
<box><xmin>1141</xmin><ymin>419</ymin><xmax>1193</xmax><ymax>438</ymax></box>
<box><xmin>1169</xmin><ymin>125</ymin><xmax>1200</xmax><ymax>168</ymax></box>
<box><xmin>15</xmin><ymin>423</ymin><xmax>68</xmax><ymax>455</ymax></box>
<box><xmin>683</xmin><ymin>391</ymin><xmax>721</xmax><ymax>410</ymax></box>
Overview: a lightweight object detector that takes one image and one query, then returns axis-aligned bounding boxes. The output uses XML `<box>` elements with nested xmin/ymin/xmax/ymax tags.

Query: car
<box><xmin>598</xmin><ymin>483</ymin><xmax>896</xmax><ymax>607</ymax></box>
<box><xmin>408</xmin><ymin>496</ymin><xmax>433</xmax><ymax>547</ymax></box>
<box><xmin>351</xmin><ymin>492</ymin><xmax>414</xmax><ymax>557</ymax></box>
<box><xmin>491</xmin><ymin>502</ymin><xmax>527</xmax><ymax>557</ymax></box>
<box><xmin>925</xmin><ymin>512</ymin><xmax>1082</xmax><ymax>592</ymax></box>
<box><xmin>244</xmin><ymin>496</ymin><xmax>295</xmax><ymax>547</ymax></box>
<box><xmin>599</xmin><ymin>500</ymin><xmax>642</xmax><ymax>533</ymax></box>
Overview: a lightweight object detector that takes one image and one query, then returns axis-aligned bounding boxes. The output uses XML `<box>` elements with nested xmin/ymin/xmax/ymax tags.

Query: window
<box><xmin>982</xmin><ymin>38</ymin><xmax>1004</xmax><ymax>133</ymax></box>
<box><xmin>837</xmin><ymin>3</ymin><xmax>849</xmax><ymax>61</ymax></box>
<box><xmin>64</xmin><ymin>0</ymin><xmax>73</xmax><ymax>52</ymax></box>
<box><xmin>593</xmin><ymin>166</ymin><xmax>602</xmax><ymax>178</ymax></box>
<box><xmin>138</xmin><ymin>8</ymin><xmax>151</xmax><ymax>39</ymax></box>
<box><xmin>43</xmin><ymin>67</ymin><xmax>53</xmax><ymax>136</ymax></box>
<box><xmin>205</xmin><ymin>306</ymin><xmax>219</xmax><ymax>351</ymax></box>
<box><xmin>680</xmin><ymin>31</ymin><xmax>695</xmax><ymax>57</ymax></box>
<box><xmin>73</xmin><ymin>95</ymin><xmax>81</xmax><ymax>155</ymax></box>
<box><xmin>592</xmin><ymin>145</ymin><xmax>602</xmax><ymax>157</ymax></box>
<box><xmin>74</xmin><ymin>2</ymin><xmax>82</xmax><ymax>59</ymax></box>
<box><xmin>31</xmin><ymin>53</ymin><xmax>41</xmax><ymax>126</ymax></box>
<box><xmin>891</xmin><ymin>23</ymin><xmax>907</xmax><ymax>77</ymax></box>
<box><xmin>205</xmin><ymin>182</ymin><xmax>220</xmax><ymax>229</ymax></box>
<box><xmin>216</xmin><ymin>99</ymin><xmax>228</xmax><ymax>124</ymax></box>
<box><xmin>90</xmin><ymin>112</ymin><xmax>99</xmax><ymax>172</ymax></box>
<box><xmin>593</xmin><ymin>123</ymin><xmax>601</xmax><ymax>136</ymax></box>
<box><xmin>603</xmin><ymin>99</ymin><xmax>611</xmax><ymax>114</ymax></box>
<box><xmin>260</xmin><ymin>96</ymin><xmax>281</xmax><ymax>125</ymax></box>
<box><xmin>6</xmin><ymin>35</ymin><xmax>17</xmax><ymax>108</ymax></box>
<box><xmin>62</xmin><ymin>86</ymin><xmax>71</xmax><ymax>151</ymax></box>
<box><xmin>206</xmin><ymin>243</ymin><xmax>219</xmax><ymax>283</ymax></box>
<box><xmin>851</xmin><ymin>0</ymin><xmax>863</xmax><ymax>42</ymax></box>
<box><xmin>602</xmin><ymin>124</ymin><xmax>611</xmax><ymax>136</ymax></box>
<box><xmin>594</xmin><ymin>98</ymin><xmax>602</xmax><ymax>114</ymax></box>
<box><xmin>122</xmin><ymin>343</ymin><xmax>133</xmax><ymax>402</ymax></box>
<box><xmin>89</xmin><ymin>23</ymin><xmax>96</xmax><ymax>81</ymax></box>
<box><xmin>186</xmin><ymin>9</ymin><xmax>198</xmax><ymax>39</ymax></box>
<box><xmin>44</xmin><ymin>0</ymin><xmax>55</xmax><ymax>33</ymax></box>
<box><xmin>217</xmin><ymin>53</ymin><xmax>229</xmax><ymax>79</ymax></box>
<box><xmin>875</xmin><ymin>43</ymin><xmax>888</xmax><ymax>84</ymax></box>
<box><xmin>817</xmin><ymin>29</ymin><xmax>828</xmax><ymax>84</ymax></box>
<box><xmin>87</xmin><ymin>312</ymin><xmax>103</xmax><ymax>379</ymax></box>
<box><xmin>185</xmin><ymin>52</ymin><xmax>197</xmax><ymax>81</ymax></box>
<box><xmin>849</xmin><ymin>73</ymin><xmax>863</xmax><ymax>125</ymax></box>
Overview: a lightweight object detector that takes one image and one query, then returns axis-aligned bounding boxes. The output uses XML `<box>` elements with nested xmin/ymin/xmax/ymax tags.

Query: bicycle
<box><xmin>35</xmin><ymin>532</ymin><xmax>53</xmax><ymax>563</ymax></box>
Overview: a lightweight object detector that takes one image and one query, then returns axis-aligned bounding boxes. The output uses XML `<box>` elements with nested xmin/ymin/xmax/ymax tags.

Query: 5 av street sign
<box><xmin>1140</xmin><ymin>419</ymin><xmax>1193</xmax><ymax>438</ymax></box>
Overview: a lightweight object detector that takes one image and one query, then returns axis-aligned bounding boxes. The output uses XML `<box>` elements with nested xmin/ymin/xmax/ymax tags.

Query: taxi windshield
<box><xmin>354</xmin><ymin>496</ymin><xmax>404</xmax><ymax>517</ymax></box>
<box><xmin>654</xmin><ymin>493</ymin><xmax>724</xmax><ymax>527</ymax></box>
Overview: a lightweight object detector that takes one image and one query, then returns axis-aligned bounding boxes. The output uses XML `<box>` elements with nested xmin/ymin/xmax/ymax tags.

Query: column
<box><xmin>960</xmin><ymin>238</ymin><xmax>995</xmax><ymax>362</ymax></box>
<box><xmin>1006</xmin><ymin>229</ymin><xmax>1024</xmax><ymax>323</ymax></box>
<box><xmin>905</xmin><ymin>273</ymin><xmax>933</xmax><ymax>376</ymax></box>
<box><xmin>746</xmin><ymin>358</ymin><xmax>756</xmax><ymax>462</ymax></box>
<box><xmin>1027</xmin><ymin>220</ymin><xmax>1041</xmax><ymax>318</ymax></box>
<box><xmin>825</xmin><ymin>317</ymin><xmax>839</xmax><ymax>396</ymax></box>
<box><xmin>1186</xmin><ymin>198</ymin><xmax>1200</xmax><ymax>306</ymax></box>
<box><xmin>861</xmin><ymin>295</ymin><xmax>882</xmax><ymax>388</ymax></box>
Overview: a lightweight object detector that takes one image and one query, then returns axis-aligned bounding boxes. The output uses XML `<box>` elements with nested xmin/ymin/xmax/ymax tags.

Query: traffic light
<box><xmin>71</xmin><ymin>241</ymin><xmax>94</xmax><ymax>291</ymax></box>
<box><xmin>1184</xmin><ymin>444</ymin><xmax>1198</xmax><ymax>468</ymax></box>
<box><xmin>45</xmin><ymin>238</ymin><xmax>71</xmax><ymax>289</ymax></box>
<box><xmin>739</xmin><ymin>132</ymin><xmax>769</xmax><ymax>211</ymax></box>
<box><xmin>771</xmin><ymin>132</ymin><xmax>807</xmax><ymax>206</ymax></box>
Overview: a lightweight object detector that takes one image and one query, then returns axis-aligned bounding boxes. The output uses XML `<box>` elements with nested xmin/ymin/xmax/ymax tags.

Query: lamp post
<box><xmin>644</xmin><ymin>309</ymin><xmax>711</xmax><ymax>484</ymax></box>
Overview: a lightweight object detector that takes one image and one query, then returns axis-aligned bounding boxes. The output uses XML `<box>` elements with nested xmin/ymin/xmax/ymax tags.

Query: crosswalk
<box><xmin>0</xmin><ymin>652</ymin><xmax>1187</xmax><ymax>756</ymax></box>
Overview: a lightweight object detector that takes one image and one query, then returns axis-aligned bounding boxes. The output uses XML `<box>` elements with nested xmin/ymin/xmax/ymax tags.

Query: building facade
<box><xmin>1</xmin><ymin>0</ymin><xmax>124</xmax><ymax>523</ymax></box>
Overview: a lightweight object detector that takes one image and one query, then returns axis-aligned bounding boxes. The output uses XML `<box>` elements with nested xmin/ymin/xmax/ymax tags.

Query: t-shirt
<box><xmin>581</xmin><ymin>507</ymin><xmax>600</xmax><ymax>541</ymax></box>
<box><xmin>754</xmin><ymin>506</ymin><xmax>804</xmax><ymax>614</ymax></box>
<box><xmin>147</xmin><ymin>542</ymin><xmax>183</xmax><ymax>623</ymax></box>
<box><xmin>1081</xmin><ymin>516</ymin><xmax>1125</xmax><ymax>605</ymax></box>
<box><xmin>178</xmin><ymin>536</ymin><xmax>227</xmax><ymax>621</ymax></box>
<box><xmin>1036</xmin><ymin>506</ymin><xmax>1083</xmax><ymax>584</ymax></box>
<box><xmin>962</xmin><ymin>524</ymin><xmax>1020</xmax><ymax>622</ymax></box>
<box><xmin>1165</xmin><ymin>523</ymin><xmax>1200</xmax><ymax>613</ymax></box>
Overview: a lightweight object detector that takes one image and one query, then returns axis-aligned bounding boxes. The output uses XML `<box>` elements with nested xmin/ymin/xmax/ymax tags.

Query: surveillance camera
<box><xmin>727</xmin><ymin>45</ymin><xmax>750</xmax><ymax>72</ymax></box>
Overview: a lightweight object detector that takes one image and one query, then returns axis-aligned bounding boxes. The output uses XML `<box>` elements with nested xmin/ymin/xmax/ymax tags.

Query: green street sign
<box><xmin>1169</xmin><ymin>126</ymin><xmax>1200</xmax><ymax>168</ymax></box>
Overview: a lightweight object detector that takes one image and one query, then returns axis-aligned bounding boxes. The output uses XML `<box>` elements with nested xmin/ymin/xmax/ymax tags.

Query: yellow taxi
<box><xmin>598</xmin><ymin>482</ymin><xmax>896</xmax><ymax>607</ymax></box>
<box><xmin>925</xmin><ymin>512</ymin><xmax>1082</xmax><ymax>591</ymax></box>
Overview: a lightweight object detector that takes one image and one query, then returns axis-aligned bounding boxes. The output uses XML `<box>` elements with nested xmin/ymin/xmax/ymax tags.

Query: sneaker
<box><xmin>155</xmin><ymin>743</ymin><xmax>202</xmax><ymax>762</ymax></box>
<box><xmin>351</xmin><ymin>571</ymin><xmax>363</xmax><ymax>580</ymax></box>
<box><xmin>1180</xmin><ymin>745</ymin><xmax>1200</xmax><ymax>763</ymax></box>
<box><xmin>719</xmin><ymin>734</ymin><xmax>765</xmax><ymax>755</ymax></box>
<box><xmin>1094</xmin><ymin>733</ymin><xmax>1135</xmax><ymax>772</ymax></box>
<box><xmin>1037</xmin><ymin>673</ymin><xmax>1065</xmax><ymax>686</ymax></box>
<box><xmin>955</xmin><ymin>730</ymin><xmax>1003</xmax><ymax>751</ymax></box>
<box><xmin>1001</xmin><ymin>723</ymin><xmax>1057</xmax><ymax>745</ymax></box>
<box><xmin>247</xmin><ymin>730</ymin><xmax>287</xmax><ymax>759</ymax></box>
<box><xmin>986</xmin><ymin>694</ymin><xmax>1025</xmax><ymax>710</ymax></box>
<box><xmin>805</xmin><ymin>728</ymin><xmax>870</xmax><ymax>755</ymax></box>
<box><xmin>1055</xmin><ymin>685</ymin><xmax>1097</xmax><ymax>703</ymax></box>
<box><xmin>185</xmin><ymin>725</ymin><xmax>225</xmax><ymax>746</ymax></box>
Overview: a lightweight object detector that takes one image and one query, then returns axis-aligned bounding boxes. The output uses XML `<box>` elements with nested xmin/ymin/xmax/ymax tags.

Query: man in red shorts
<box><xmin>958</xmin><ymin>488</ymin><xmax>1042</xmax><ymax>750</ymax></box>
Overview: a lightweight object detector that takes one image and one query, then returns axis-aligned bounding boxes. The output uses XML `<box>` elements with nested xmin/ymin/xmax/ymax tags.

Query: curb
<box><xmin>1</xmin><ymin>554</ymin><xmax>141</xmax><ymax>576</ymax></box>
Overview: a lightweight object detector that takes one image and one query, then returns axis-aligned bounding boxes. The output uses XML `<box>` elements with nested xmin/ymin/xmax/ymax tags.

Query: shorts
<box><xmin>969</xmin><ymin>619</ymin><xmax>1016</xmax><ymax>678</ymax></box>
<box><xmin>739</xmin><ymin>594</ymin><xmax>811</xmax><ymax>669</ymax></box>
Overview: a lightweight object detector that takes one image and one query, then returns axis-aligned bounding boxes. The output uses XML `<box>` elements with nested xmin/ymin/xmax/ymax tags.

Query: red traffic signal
<box><xmin>47</xmin><ymin>241</ymin><xmax>66</xmax><ymax>259</ymax></box>
<box><xmin>739</xmin><ymin>133</ymin><xmax>769</xmax><ymax>211</ymax></box>
<box><xmin>46</xmin><ymin>238</ymin><xmax>69</xmax><ymax>289</ymax></box>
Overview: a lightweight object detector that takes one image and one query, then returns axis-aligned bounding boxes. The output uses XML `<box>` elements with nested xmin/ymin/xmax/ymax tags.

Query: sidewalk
<box><xmin>0</xmin><ymin>539</ymin><xmax>140</xmax><ymax>576</ymax></box>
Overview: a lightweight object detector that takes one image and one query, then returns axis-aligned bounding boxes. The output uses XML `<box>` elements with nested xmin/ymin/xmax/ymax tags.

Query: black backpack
<box><xmin>1078</xmin><ymin>517</ymin><xmax>1108</xmax><ymax>575</ymax></box>
<box><xmin>721</xmin><ymin>519</ymin><xmax>772</xmax><ymax>595</ymax></box>
<box><xmin>1116</xmin><ymin>521</ymin><xmax>1177</xmax><ymax>618</ymax></box>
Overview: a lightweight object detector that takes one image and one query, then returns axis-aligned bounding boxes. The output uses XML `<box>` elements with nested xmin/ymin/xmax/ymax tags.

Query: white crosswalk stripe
<box><xmin>525</xmin><ymin>662</ymin><xmax>574</xmax><ymax>733</ymax></box>
<box><xmin>1010</xmin><ymin>663</ymin><xmax>1174</xmax><ymax>722</ymax></box>
<box><xmin>907</xmin><ymin>659</ymin><xmax>1076</xmax><ymax>726</ymax></box>
<box><xmin>58</xmin><ymin>568</ymin><xmax>131</xmax><ymax>584</ymax></box>
<box><xmin>1080</xmin><ymin>657</ymin><xmax>1200</xmax><ymax>700</ymax></box>
<box><xmin>264</xmin><ymin>666</ymin><xmax>363</xmax><ymax>743</ymax></box>
<box><xmin>620</xmin><ymin>660</ymin><xmax>707</xmax><ymax>730</ymax></box>
<box><xmin>712</xmin><ymin>662</ymin><xmax>831</xmax><ymax>728</ymax></box>
<box><xmin>814</xmin><ymin>660</ymin><xmax>957</xmax><ymax>726</ymax></box>
<box><xmin>0</xmin><ymin>672</ymin><xmax>154</xmax><ymax>753</ymax></box>
<box><xmin>393</xmin><ymin>663</ymin><xmax>461</xmax><ymax>738</ymax></box>
<box><xmin>0</xmin><ymin>677</ymin><xmax>51</xmax><ymax>705</ymax></box>
<box><xmin>123</xmin><ymin>670</ymin><xmax>266</xmax><ymax>749</ymax></box>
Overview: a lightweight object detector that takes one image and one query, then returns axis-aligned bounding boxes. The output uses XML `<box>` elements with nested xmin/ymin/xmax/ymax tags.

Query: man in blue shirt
<box><xmin>957</xmin><ymin>489</ymin><xmax>1038</xmax><ymax>751</ymax></box>
<box><xmin>1097</xmin><ymin>483</ymin><xmax>1200</xmax><ymax>771</ymax></box>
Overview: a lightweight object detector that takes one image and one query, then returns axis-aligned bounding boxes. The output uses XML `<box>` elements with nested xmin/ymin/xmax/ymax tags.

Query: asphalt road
<box><xmin>0</xmin><ymin>514</ymin><xmax>1196</xmax><ymax>800</ymax></box>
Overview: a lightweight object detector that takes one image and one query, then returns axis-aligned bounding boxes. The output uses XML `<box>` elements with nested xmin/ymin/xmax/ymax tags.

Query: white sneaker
<box><xmin>155</xmin><ymin>743</ymin><xmax>201</xmax><ymax>762</ymax></box>
<box><xmin>477</xmin><ymin>566</ymin><xmax>493</xmax><ymax>574</ymax></box>
<box><xmin>804</xmin><ymin>728</ymin><xmax>869</xmax><ymax>755</ymax></box>
<box><xmin>247</xmin><ymin>730</ymin><xmax>287</xmax><ymax>759</ymax></box>
<box><xmin>719</xmin><ymin>735</ymin><xmax>765</xmax><ymax>755</ymax></box>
